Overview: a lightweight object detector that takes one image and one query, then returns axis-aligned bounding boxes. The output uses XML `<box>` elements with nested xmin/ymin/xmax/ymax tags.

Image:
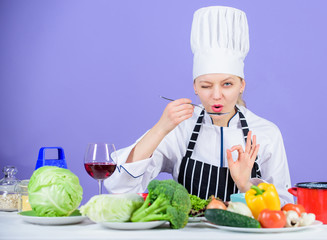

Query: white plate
<box><xmin>99</xmin><ymin>221</ymin><xmax>167</xmax><ymax>230</ymax></box>
<box><xmin>188</xmin><ymin>217</ymin><xmax>206</xmax><ymax>223</ymax></box>
<box><xmin>206</xmin><ymin>220</ymin><xmax>323</xmax><ymax>233</ymax></box>
<box><xmin>18</xmin><ymin>210</ymin><xmax>87</xmax><ymax>225</ymax></box>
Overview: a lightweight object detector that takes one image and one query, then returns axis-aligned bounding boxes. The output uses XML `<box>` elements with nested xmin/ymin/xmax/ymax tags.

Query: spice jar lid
<box><xmin>0</xmin><ymin>166</ymin><xmax>20</xmax><ymax>193</ymax></box>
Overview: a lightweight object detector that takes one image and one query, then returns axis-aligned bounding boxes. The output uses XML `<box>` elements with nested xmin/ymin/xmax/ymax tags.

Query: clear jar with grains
<box><xmin>16</xmin><ymin>179</ymin><xmax>32</xmax><ymax>212</ymax></box>
<box><xmin>0</xmin><ymin>166</ymin><xmax>20</xmax><ymax>211</ymax></box>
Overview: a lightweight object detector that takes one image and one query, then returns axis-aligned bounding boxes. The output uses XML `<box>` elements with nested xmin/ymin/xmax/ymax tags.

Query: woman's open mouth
<box><xmin>211</xmin><ymin>104</ymin><xmax>223</xmax><ymax>113</ymax></box>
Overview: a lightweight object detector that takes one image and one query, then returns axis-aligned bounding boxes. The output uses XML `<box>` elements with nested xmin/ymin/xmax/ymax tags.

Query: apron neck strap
<box><xmin>185</xmin><ymin>109</ymin><xmax>205</xmax><ymax>158</ymax></box>
<box><xmin>236</xmin><ymin>107</ymin><xmax>250</xmax><ymax>144</ymax></box>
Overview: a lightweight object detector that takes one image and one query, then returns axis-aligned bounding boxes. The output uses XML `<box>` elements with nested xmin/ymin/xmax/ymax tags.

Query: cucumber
<box><xmin>205</xmin><ymin>209</ymin><xmax>261</xmax><ymax>228</ymax></box>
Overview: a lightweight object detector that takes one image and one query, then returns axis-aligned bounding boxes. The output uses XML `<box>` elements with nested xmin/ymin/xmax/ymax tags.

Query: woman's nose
<box><xmin>212</xmin><ymin>86</ymin><xmax>222</xmax><ymax>99</ymax></box>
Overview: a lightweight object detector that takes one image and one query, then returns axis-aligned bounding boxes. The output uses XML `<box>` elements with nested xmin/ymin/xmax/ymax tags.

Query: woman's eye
<box><xmin>201</xmin><ymin>85</ymin><xmax>210</xmax><ymax>89</ymax></box>
<box><xmin>224</xmin><ymin>82</ymin><xmax>232</xmax><ymax>86</ymax></box>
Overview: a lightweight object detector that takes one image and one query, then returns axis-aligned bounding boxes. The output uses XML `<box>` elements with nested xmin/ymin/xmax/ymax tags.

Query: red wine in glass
<box><xmin>84</xmin><ymin>162</ymin><xmax>117</xmax><ymax>180</ymax></box>
<box><xmin>84</xmin><ymin>143</ymin><xmax>117</xmax><ymax>194</ymax></box>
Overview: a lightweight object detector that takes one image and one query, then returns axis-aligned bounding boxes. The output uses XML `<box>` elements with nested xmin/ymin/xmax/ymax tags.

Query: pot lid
<box><xmin>296</xmin><ymin>182</ymin><xmax>327</xmax><ymax>189</ymax></box>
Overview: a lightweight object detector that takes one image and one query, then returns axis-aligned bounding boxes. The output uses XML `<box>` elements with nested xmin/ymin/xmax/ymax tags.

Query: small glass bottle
<box><xmin>0</xmin><ymin>166</ymin><xmax>20</xmax><ymax>211</ymax></box>
<box><xmin>16</xmin><ymin>180</ymin><xmax>32</xmax><ymax>212</ymax></box>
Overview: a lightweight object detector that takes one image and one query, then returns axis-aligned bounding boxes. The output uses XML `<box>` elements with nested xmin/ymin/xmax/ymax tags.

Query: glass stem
<box><xmin>98</xmin><ymin>180</ymin><xmax>103</xmax><ymax>195</ymax></box>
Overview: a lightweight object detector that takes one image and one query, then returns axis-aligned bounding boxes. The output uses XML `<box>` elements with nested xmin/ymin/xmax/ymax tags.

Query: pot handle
<box><xmin>288</xmin><ymin>187</ymin><xmax>298</xmax><ymax>197</ymax></box>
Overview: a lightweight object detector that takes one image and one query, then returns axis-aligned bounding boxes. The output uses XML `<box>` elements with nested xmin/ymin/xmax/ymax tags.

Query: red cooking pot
<box><xmin>288</xmin><ymin>182</ymin><xmax>327</xmax><ymax>224</ymax></box>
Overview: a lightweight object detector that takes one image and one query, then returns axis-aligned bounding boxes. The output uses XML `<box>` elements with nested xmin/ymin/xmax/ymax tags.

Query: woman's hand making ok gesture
<box><xmin>226</xmin><ymin>131</ymin><xmax>260</xmax><ymax>193</ymax></box>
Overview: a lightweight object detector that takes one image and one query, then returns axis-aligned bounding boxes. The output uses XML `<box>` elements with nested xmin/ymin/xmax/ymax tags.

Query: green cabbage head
<box><xmin>28</xmin><ymin>166</ymin><xmax>83</xmax><ymax>217</ymax></box>
<box><xmin>80</xmin><ymin>193</ymin><xmax>144</xmax><ymax>222</ymax></box>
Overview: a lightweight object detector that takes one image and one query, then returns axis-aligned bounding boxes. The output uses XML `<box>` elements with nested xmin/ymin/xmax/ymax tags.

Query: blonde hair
<box><xmin>237</xmin><ymin>78</ymin><xmax>246</xmax><ymax>107</ymax></box>
<box><xmin>237</xmin><ymin>92</ymin><xmax>246</xmax><ymax>107</ymax></box>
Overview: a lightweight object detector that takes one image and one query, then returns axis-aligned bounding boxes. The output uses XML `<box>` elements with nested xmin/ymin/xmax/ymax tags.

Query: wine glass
<box><xmin>84</xmin><ymin>143</ymin><xmax>117</xmax><ymax>195</ymax></box>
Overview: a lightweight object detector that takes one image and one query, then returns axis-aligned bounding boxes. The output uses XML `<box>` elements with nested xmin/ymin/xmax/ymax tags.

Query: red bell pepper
<box><xmin>137</xmin><ymin>193</ymin><xmax>148</xmax><ymax>201</ymax></box>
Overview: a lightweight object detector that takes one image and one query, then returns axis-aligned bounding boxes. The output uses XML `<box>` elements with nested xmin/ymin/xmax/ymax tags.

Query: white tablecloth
<box><xmin>1</xmin><ymin>212</ymin><xmax>326</xmax><ymax>240</ymax></box>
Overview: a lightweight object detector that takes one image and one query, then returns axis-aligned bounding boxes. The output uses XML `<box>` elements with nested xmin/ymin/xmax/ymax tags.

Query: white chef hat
<box><xmin>191</xmin><ymin>6</ymin><xmax>250</xmax><ymax>80</ymax></box>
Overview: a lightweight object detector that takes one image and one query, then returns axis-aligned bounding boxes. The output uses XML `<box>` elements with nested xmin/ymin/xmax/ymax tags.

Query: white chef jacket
<box><xmin>104</xmin><ymin>105</ymin><xmax>294</xmax><ymax>205</ymax></box>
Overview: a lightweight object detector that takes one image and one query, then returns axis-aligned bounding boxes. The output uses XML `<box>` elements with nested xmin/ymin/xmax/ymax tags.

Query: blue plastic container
<box><xmin>35</xmin><ymin>147</ymin><xmax>68</xmax><ymax>170</ymax></box>
<box><xmin>230</xmin><ymin>193</ymin><xmax>247</xmax><ymax>204</ymax></box>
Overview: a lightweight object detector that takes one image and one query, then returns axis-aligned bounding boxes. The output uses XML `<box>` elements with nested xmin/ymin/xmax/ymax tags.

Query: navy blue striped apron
<box><xmin>177</xmin><ymin>108</ymin><xmax>261</xmax><ymax>201</ymax></box>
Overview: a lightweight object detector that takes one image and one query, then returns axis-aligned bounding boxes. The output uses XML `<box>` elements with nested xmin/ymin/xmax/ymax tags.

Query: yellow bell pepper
<box><xmin>245</xmin><ymin>183</ymin><xmax>281</xmax><ymax>219</ymax></box>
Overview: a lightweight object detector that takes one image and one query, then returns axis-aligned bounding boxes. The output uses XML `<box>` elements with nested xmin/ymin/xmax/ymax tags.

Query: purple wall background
<box><xmin>1</xmin><ymin>0</ymin><xmax>327</xmax><ymax>204</ymax></box>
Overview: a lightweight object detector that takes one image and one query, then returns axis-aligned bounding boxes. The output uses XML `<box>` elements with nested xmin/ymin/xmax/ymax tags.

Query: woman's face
<box><xmin>194</xmin><ymin>73</ymin><xmax>245</xmax><ymax>125</ymax></box>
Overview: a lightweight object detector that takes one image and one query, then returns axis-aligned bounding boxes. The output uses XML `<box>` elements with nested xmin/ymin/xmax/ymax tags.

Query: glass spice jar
<box><xmin>16</xmin><ymin>180</ymin><xmax>32</xmax><ymax>212</ymax></box>
<box><xmin>0</xmin><ymin>166</ymin><xmax>20</xmax><ymax>211</ymax></box>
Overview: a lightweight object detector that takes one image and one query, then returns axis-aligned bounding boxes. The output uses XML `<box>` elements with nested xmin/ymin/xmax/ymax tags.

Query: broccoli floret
<box><xmin>174</xmin><ymin>183</ymin><xmax>192</xmax><ymax>210</ymax></box>
<box><xmin>130</xmin><ymin>179</ymin><xmax>191</xmax><ymax>229</ymax></box>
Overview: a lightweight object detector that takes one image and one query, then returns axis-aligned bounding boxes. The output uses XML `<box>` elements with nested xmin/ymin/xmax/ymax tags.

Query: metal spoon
<box><xmin>160</xmin><ymin>96</ymin><xmax>229</xmax><ymax>116</ymax></box>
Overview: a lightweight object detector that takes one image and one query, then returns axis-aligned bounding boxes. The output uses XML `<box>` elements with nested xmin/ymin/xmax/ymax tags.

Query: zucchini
<box><xmin>205</xmin><ymin>209</ymin><xmax>261</xmax><ymax>228</ymax></box>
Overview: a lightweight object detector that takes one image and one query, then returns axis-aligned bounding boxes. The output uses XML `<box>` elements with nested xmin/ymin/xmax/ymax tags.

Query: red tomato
<box><xmin>281</xmin><ymin>203</ymin><xmax>306</xmax><ymax>217</ymax></box>
<box><xmin>258</xmin><ymin>209</ymin><xmax>286</xmax><ymax>228</ymax></box>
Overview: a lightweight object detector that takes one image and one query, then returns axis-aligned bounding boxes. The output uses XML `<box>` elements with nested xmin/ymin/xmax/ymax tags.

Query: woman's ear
<box><xmin>240</xmin><ymin>79</ymin><xmax>246</xmax><ymax>93</ymax></box>
<box><xmin>193</xmin><ymin>79</ymin><xmax>198</xmax><ymax>95</ymax></box>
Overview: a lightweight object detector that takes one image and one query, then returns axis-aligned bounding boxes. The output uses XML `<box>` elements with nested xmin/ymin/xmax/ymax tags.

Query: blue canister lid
<box><xmin>35</xmin><ymin>147</ymin><xmax>67</xmax><ymax>170</ymax></box>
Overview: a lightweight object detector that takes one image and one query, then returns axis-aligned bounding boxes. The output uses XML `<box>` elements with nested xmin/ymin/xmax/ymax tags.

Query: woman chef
<box><xmin>105</xmin><ymin>6</ymin><xmax>294</xmax><ymax>205</ymax></box>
